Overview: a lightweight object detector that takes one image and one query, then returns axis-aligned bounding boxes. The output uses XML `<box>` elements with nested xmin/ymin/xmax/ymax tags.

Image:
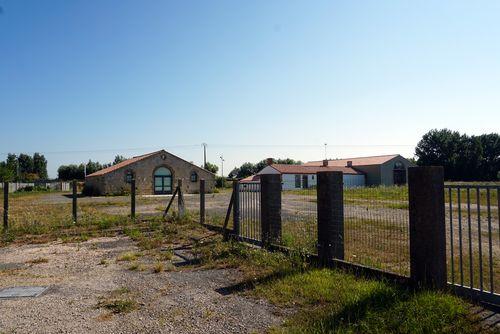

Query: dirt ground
<box><xmin>0</xmin><ymin>236</ymin><xmax>284</xmax><ymax>334</ymax></box>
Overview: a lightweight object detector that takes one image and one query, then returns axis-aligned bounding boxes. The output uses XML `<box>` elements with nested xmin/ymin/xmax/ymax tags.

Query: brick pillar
<box><xmin>408</xmin><ymin>166</ymin><xmax>447</xmax><ymax>289</ymax></box>
<box><xmin>260</xmin><ymin>174</ymin><xmax>282</xmax><ymax>247</ymax></box>
<box><xmin>317</xmin><ymin>171</ymin><xmax>344</xmax><ymax>265</ymax></box>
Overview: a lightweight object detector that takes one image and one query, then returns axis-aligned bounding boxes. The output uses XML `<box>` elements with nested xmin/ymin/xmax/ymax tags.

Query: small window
<box><xmin>190</xmin><ymin>171</ymin><xmax>198</xmax><ymax>182</ymax></box>
<box><xmin>394</xmin><ymin>161</ymin><xmax>404</xmax><ymax>170</ymax></box>
<box><xmin>125</xmin><ymin>171</ymin><xmax>134</xmax><ymax>183</ymax></box>
<box><xmin>295</xmin><ymin>175</ymin><xmax>301</xmax><ymax>188</ymax></box>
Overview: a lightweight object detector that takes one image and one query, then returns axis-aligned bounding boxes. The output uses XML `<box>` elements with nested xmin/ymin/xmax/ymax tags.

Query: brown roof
<box><xmin>86</xmin><ymin>151</ymin><xmax>161</xmax><ymax>177</ymax></box>
<box><xmin>240</xmin><ymin>175</ymin><xmax>261</xmax><ymax>183</ymax></box>
<box><xmin>264</xmin><ymin>164</ymin><xmax>363</xmax><ymax>175</ymax></box>
<box><xmin>304</xmin><ymin>154</ymin><xmax>400</xmax><ymax>167</ymax></box>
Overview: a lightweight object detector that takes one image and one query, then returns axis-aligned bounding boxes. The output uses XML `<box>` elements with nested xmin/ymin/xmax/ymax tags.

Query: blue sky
<box><xmin>1</xmin><ymin>1</ymin><xmax>499</xmax><ymax>178</ymax></box>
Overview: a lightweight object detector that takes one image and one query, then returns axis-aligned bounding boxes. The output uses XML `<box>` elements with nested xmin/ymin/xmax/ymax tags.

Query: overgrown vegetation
<box><xmin>192</xmin><ymin>236</ymin><xmax>485</xmax><ymax>334</ymax></box>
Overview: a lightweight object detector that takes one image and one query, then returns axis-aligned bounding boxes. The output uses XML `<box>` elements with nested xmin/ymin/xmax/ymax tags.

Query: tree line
<box><xmin>228</xmin><ymin>158</ymin><xmax>302</xmax><ymax>179</ymax></box>
<box><xmin>0</xmin><ymin>153</ymin><xmax>48</xmax><ymax>182</ymax></box>
<box><xmin>415</xmin><ymin>129</ymin><xmax>499</xmax><ymax>181</ymax></box>
<box><xmin>57</xmin><ymin>155</ymin><xmax>127</xmax><ymax>181</ymax></box>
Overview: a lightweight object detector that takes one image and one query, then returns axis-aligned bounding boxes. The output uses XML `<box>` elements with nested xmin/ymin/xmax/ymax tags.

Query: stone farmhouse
<box><xmin>85</xmin><ymin>150</ymin><xmax>215</xmax><ymax>195</ymax></box>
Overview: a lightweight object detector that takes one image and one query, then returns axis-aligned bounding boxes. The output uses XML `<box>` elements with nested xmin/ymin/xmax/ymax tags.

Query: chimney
<box><xmin>346</xmin><ymin>161</ymin><xmax>353</xmax><ymax>167</ymax></box>
<box><xmin>322</xmin><ymin>159</ymin><xmax>328</xmax><ymax>167</ymax></box>
<box><xmin>266</xmin><ymin>158</ymin><xmax>274</xmax><ymax>166</ymax></box>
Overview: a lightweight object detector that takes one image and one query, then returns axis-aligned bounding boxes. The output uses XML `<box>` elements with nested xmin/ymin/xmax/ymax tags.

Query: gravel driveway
<box><xmin>0</xmin><ymin>236</ymin><xmax>283</xmax><ymax>333</ymax></box>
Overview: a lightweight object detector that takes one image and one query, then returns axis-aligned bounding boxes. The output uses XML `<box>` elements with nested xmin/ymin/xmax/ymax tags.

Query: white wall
<box><xmin>280</xmin><ymin>173</ymin><xmax>365</xmax><ymax>190</ymax></box>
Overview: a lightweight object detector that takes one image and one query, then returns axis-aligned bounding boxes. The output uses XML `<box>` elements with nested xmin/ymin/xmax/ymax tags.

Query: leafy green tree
<box><xmin>0</xmin><ymin>162</ymin><xmax>15</xmax><ymax>181</ymax></box>
<box><xmin>415</xmin><ymin>129</ymin><xmax>499</xmax><ymax>181</ymax></box>
<box><xmin>33</xmin><ymin>153</ymin><xmax>48</xmax><ymax>179</ymax></box>
<box><xmin>113</xmin><ymin>155</ymin><xmax>127</xmax><ymax>165</ymax></box>
<box><xmin>17</xmin><ymin>153</ymin><xmax>34</xmax><ymax>176</ymax></box>
<box><xmin>58</xmin><ymin>164</ymin><xmax>85</xmax><ymax>180</ymax></box>
<box><xmin>229</xmin><ymin>158</ymin><xmax>302</xmax><ymax>179</ymax></box>
<box><xmin>204</xmin><ymin>162</ymin><xmax>219</xmax><ymax>174</ymax></box>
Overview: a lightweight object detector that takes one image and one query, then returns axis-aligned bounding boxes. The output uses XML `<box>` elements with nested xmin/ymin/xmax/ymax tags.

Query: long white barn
<box><xmin>241</xmin><ymin>162</ymin><xmax>365</xmax><ymax>189</ymax></box>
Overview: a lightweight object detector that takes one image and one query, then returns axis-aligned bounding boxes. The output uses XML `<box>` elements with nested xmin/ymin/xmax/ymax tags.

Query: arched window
<box><xmin>394</xmin><ymin>161</ymin><xmax>404</xmax><ymax>170</ymax></box>
<box><xmin>190</xmin><ymin>171</ymin><xmax>198</xmax><ymax>182</ymax></box>
<box><xmin>153</xmin><ymin>167</ymin><xmax>172</xmax><ymax>194</ymax></box>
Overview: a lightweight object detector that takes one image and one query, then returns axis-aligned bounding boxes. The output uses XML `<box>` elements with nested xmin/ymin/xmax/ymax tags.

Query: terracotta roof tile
<box><xmin>304</xmin><ymin>154</ymin><xmax>400</xmax><ymax>167</ymax></box>
<box><xmin>85</xmin><ymin>151</ymin><xmax>161</xmax><ymax>177</ymax></box>
<box><xmin>263</xmin><ymin>164</ymin><xmax>363</xmax><ymax>175</ymax></box>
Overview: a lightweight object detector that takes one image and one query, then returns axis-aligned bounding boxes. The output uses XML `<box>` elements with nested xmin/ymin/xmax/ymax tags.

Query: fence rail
<box><xmin>445</xmin><ymin>184</ymin><xmax>499</xmax><ymax>304</ymax></box>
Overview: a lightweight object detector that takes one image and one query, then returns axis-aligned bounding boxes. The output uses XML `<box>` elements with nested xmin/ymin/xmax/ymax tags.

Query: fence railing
<box><xmin>445</xmin><ymin>184</ymin><xmax>499</xmax><ymax>302</ymax></box>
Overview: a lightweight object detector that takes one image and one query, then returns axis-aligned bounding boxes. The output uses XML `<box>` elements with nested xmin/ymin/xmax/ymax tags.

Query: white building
<box><xmin>241</xmin><ymin>162</ymin><xmax>365</xmax><ymax>189</ymax></box>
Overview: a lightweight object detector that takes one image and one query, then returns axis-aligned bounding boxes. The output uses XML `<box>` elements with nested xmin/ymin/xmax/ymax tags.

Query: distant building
<box><xmin>85</xmin><ymin>150</ymin><xmax>215</xmax><ymax>195</ymax></box>
<box><xmin>304</xmin><ymin>154</ymin><xmax>415</xmax><ymax>186</ymax></box>
<box><xmin>241</xmin><ymin>159</ymin><xmax>365</xmax><ymax>190</ymax></box>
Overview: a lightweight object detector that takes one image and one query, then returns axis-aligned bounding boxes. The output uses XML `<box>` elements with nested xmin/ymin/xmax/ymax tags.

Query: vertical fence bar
<box><xmin>486</xmin><ymin>188</ymin><xmax>493</xmax><ymax>293</ymax></box>
<box><xmin>177</xmin><ymin>179</ymin><xmax>184</xmax><ymax>216</ymax></box>
<box><xmin>467</xmin><ymin>188</ymin><xmax>473</xmax><ymax>290</ymax></box>
<box><xmin>199</xmin><ymin>179</ymin><xmax>205</xmax><ymax>225</ymax></box>
<box><xmin>317</xmin><ymin>171</ymin><xmax>344</xmax><ymax>265</ymax></box>
<box><xmin>408</xmin><ymin>167</ymin><xmax>446</xmax><ymax>289</ymax></box>
<box><xmin>260</xmin><ymin>174</ymin><xmax>282</xmax><ymax>247</ymax></box>
<box><xmin>449</xmin><ymin>187</ymin><xmax>454</xmax><ymax>285</ymax></box>
<box><xmin>3</xmin><ymin>182</ymin><xmax>8</xmax><ymax>230</ymax></box>
<box><xmin>233</xmin><ymin>181</ymin><xmax>240</xmax><ymax>236</ymax></box>
<box><xmin>72</xmin><ymin>180</ymin><xmax>77</xmax><ymax>223</ymax></box>
<box><xmin>477</xmin><ymin>187</ymin><xmax>483</xmax><ymax>292</ymax></box>
<box><xmin>130</xmin><ymin>178</ymin><xmax>136</xmax><ymax>219</ymax></box>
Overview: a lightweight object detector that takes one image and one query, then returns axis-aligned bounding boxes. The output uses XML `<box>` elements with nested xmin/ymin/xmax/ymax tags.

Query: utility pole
<box><xmin>220</xmin><ymin>155</ymin><xmax>225</xmax><ymax>177</ymax></box>
<box><xmin>202</xmin><ymin>143</ymin><xmax>207</xmax><ymax>169</ymax></box>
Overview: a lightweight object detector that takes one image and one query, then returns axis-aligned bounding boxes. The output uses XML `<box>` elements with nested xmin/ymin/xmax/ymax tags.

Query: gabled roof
<box><xmin>304</xmin><ymin>154</ymin><xmax>401</xmax><ymax>167</ymax></box>
<box><xmin>260</xmin><ymin>164</ymin><xmax>363</xmax><ymax>175</ymax></box>
<box><xmin>85</xmin><ymin>150</ymin><xmax>214</xmax><ymax>178</ymax></box>
<box><xmin>86</xmin><ymin>151</ymin><xmax>162</xmax><ymax>177</ymax></box>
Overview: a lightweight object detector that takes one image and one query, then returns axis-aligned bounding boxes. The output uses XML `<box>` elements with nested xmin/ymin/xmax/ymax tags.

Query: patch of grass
<box><xmin>255</xmin><ymin>268</ymin><xmax>482</xmax><ymax>334</ymax></box>
<box><xmin>97</xmin><ymin>298</ymin><xmax>138</xmax><ymax>314</ymax></box>
<box><xmin>99</xmin><ymin>258</ymin><xmax>107</xmax><ymax>265</ymax></box>
<box><xmin>117</xmin><ymin>252</ymin><xmax>141</xmax><ymax>262</ymax></box>
<box><xmin>26</xmin><ymin>257</ymin><xmax>49</xmax><ymax>264</ymax></box>
<box><xmin>153</xmin><ymin>262</ymin><xmax>164</xmax><ymax>273</ymax></box>
<box><xmin>127</xmin><ymin>262</ymin><xmax>141</xmax><ymax>271</ymax></box>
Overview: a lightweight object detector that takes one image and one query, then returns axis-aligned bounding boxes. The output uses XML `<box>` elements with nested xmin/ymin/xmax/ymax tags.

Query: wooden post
<box><xmin>260</xmin><ymin>174</ymin><xmax>282</xmax><ymax>247</ymax></box>
<box><xmin>72</xmin><ymin>180</ymin><xmax>77</xmax><ymax>223</ymax></box>
<box><xmin>409</xmin><ymin>166</ymin><xmax>447</xmax><ymax>289</ymax></box>
<box><xmin>177</xmin><ymin>179</ymin><xmax>185</xmax><ymax>216</ymax></box>
<box><xmin>3</xmin><ymin>182</ymin><xmax>8</xmax><ymax>230</ymax></box>
<box><xmin>232</xmin><ymin>181</ymin><xmax>240</xmax><ymax>236</ymax></box>
<box><xmin>199</xmin><ymin>179</ymin><xmax>205</xmax><ymax>224</ymax></box>
<box><xmin>317</xmin><ymin>171</ymin><xmax>344</xmax><ymax>265</ymax></box>
<box><xmin>130</xmin><ymin>178</ymin><xmax>136</xmax><ymax>219</ymax></box>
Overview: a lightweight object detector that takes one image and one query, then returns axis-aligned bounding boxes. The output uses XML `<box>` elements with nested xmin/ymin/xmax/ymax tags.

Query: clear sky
<box><xmin>1</xmin><ymin>0</ymin><xmax>499</xmax><ymax>178</ymax></box>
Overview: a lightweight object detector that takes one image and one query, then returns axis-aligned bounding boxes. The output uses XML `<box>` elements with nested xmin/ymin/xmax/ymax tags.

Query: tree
<box><xmin>113</xmin><ymin>155</ymin><xmax>127</xmax><ymax>165</ymax></box>
<box><xmin>204</xmin><ymin>162</ymin><xmax>219</xmax><ymax>174</ymax></box>
<box><xmin>58</xmin><ymin>164</ymin><xmax>85</xmax><ymax>180</ymax></box>
<box><xmin>415</xmin><ymin>129</ymin><xmax>499</xmax><ymax>181</ymax></box>
<box><xmin>17</xmin><ymin>153</ymin><xmax>34</xmax><ymax>176</ymax></box>
<box><xmin>0</xmin><ymin>162</ymin><xmax>15</xmax><ymax>182</ymax></box>
<box><xmin>229</xmin><ymin>158</ymin><xmax>302</xmax><ymax>179</ymax></box>
<box><xmin>33</xmin><ymin>153</ymin><xmax>48</xmax><ymax>179</ymax></box>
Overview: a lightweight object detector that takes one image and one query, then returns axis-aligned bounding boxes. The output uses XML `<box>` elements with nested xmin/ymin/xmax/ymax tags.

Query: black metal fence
<box><xmin>238</xmin><ymin>182</ymin><xmax>261</xmax><ymax>244</ymax></box>
<box><xmin>445</xmin><ymin>184</ymin><xmax>499</xmax><ymax>304</ymax></box>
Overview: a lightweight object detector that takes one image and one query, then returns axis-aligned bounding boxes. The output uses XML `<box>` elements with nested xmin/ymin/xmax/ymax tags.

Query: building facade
<box><xmin>85</xmin><ymin>150</ymin><xmax>215</xmax><ymax>195</ymax></box>
<box><xmin>304</xmin><ymin>154</ymin><xmax>415</xmax><ymax>186</ymax></box>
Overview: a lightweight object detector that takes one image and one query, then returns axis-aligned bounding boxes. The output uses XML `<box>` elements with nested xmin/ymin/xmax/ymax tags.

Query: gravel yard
<box><xmin>0</xmin><ymin>236</ymin><xmax>284</xmax><ymax>334</ymax></box>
